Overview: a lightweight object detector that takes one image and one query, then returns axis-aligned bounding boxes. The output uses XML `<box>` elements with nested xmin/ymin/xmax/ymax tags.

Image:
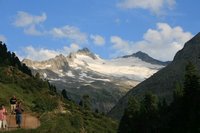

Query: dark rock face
<box><xmin>77</xmin><ymin>47</ymin><xmax>97</xmax><ymax>59</ymax></box>
<box><xmin>122</xmin><ymin>51</ymin><xmax>170</xmax><ymax>66</ymax></box>
<box><xmin>108</xmin><ymin>33</ymin><xmax>200</xmax><ymax>120</ymax></box>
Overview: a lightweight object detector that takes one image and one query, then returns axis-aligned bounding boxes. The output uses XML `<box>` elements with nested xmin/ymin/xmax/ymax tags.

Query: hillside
<box><xmin>0</xmin><ymin>42</ymin><xmax>118</xmax><ymax>133</ymax></box>
<box><xmin>108</xmin><ymin>32</ymin><xmax>200</xmax><ymax>120</ymax></box>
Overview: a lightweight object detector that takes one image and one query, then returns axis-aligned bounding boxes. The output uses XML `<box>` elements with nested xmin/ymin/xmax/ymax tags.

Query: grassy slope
<box><xmin>0</xmin><ymin>66</ymin><xmax>118</xmax><ymax>133</ymax></box>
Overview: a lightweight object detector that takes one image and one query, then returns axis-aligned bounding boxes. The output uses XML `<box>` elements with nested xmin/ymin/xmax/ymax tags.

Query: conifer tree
<box><xmin>79</xmin><ymin>95</ymin><xmax>91</xmax><ymax>110</ymax></box>
<box><xmin>61</xmin><ymin>89</ymin><xmax>70</xmax><ymax>100</ymax></box>
<box><xmin>169</xmin><ymin>62</ymin><xmax>200</xmax><ymax>132</ymax></box>
<box><xmin>139</xmin><ymin>93</ymin><xmax>159</xmax><ymax>133</ymax></box>
<box><xmin>182</xmin><ymin>62</ymin><xmax>200</xmax><ymax>132</ymax></box>
<box><xmin>118</xmin><ymin>97</ymin><xmax>141</xmax><ymax>133</ymax></box>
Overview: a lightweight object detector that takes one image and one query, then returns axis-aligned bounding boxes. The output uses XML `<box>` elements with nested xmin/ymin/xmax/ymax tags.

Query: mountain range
<box><xmin>23</xmin><ymin>48</ymin><xmax>169</xmax><ymax>112</ymax></box>
<box><xmin>108</xmin><ymin>32</ymin><xmax>200</xmax><ymax>119</ymax></box>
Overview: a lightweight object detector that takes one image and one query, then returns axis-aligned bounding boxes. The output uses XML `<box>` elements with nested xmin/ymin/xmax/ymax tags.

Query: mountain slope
<box><xmin>23</xmin><ymin>49</ymin><xmax>166</xmax><ymax>113</ymax></box>
<box><xmin>0</xmin><ymin>66</ymin><xmax>118</xmax><ymax>133</ymax></box>
<box><xmin>108</xmin><ymin>33</ymin><xmax>200</xmax><ymax>120</ymax></box>
<box><xmin>0</xmin><ymin>43</ymin><xmax>118</xmax><ymax>133</ymax></box>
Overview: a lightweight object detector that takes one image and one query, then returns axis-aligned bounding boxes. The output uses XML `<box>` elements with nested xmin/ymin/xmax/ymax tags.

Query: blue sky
<box><xmin>0</xmin><ymin>0</ymin><xmax>199</xmax><ymax>61</ymax></box>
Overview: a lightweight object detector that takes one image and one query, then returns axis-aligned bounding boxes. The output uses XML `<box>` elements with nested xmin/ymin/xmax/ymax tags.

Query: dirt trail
<box><xmin>5</xmin><ymin>113</ymin><xmax>40</xmax><ymax>131</ymax></box>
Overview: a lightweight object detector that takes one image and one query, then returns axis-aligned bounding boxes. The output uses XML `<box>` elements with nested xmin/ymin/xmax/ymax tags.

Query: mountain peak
<box><xmin>122</xmin><ymin>51</ymin><xmax>170</xmax><ymax>66</ymax></box>
<box><xmin>76</xmin><ymin>47</ymin><xmax>97</xmax><ymax>59</ymax></box>
<box><xmin>77</xmin><ymin>47</ymin><xmax>90</xmax><ymax>53</ymax></box>
<box><xmin>55</xmin><ymin>54</ymin><xmax>65</xmax><ymax>59</ymax></box>
<box><xmin>133</xmin><ymin>51</ymin><xmax>149</xmax><ymax>57</ymax></box>
<box><xmin>122</xmin><ymin>51</ymin><xmax>151</xmax><ymax>58</ymax></box>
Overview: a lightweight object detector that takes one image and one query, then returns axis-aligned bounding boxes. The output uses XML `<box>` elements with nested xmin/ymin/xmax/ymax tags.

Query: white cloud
<box><xmin>110</xmin><ymin>23</ymin><xmax>193</xmax><ymax>61</ymax></box>
<box><xmin>24</xmin><ymin>25</ymin><xmax>43</xmax><ymax>36</ymax></box>
<box><xmin>20</xmin><ymin>44</ymin><xmax>80</xmax><ymax>61</ymax></box>
<box><xmin>51</xmin><ymin>25</ymin><xmax>88</xmax><ymax>44</ymax></box>
<box><xmin>62</xmin><ymin>43</ymin><xmax>80</xmax><ymax>54</ymax></box>
<box><xmin>13</xmin><ymin>11</ymin><xmax>46</xmax><ymax>36</ymax></box>
<box><xmin>0</xmin><ymin>35</ymin><xmax>7</xmax><ymax>42</ymax></box>
<box><xmin>14</xmin><ymin>11</ymin><xmax>46</xmax><ymax>27</ymax></box>
<box><xmin>22</xmin><ymin>46</ymin><xmax>58</xmax><ymax>61</ymax></box>
<box><xmin>117</xmin><ymin>0</ymin><xmax>176</xmax><ymax>15</ymax></box>
<box><xmin>110</xmin><ymin>36</ymin><xmax>130</xmax><ymax>50</ymax></box>
<box><xmin>90</xmin><ymin>34</ymin><xmax>105</xmax><ymax>46</ymax></box>
<box><xmin>13</xmin><ymin>12</ymin><xmax>89</xmax><ymax>42</ymax></box>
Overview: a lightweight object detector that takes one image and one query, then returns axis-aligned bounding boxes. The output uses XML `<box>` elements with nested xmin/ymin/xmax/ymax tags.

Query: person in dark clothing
<box><xmin>10</xmin><ymin>95</ymin><xmax>17</xmax><ymax>114</ymax></box>
<box><xmin>15</xmin><ymin>101</ymin><xmax>24</xmax><ymax>128</ymax></box>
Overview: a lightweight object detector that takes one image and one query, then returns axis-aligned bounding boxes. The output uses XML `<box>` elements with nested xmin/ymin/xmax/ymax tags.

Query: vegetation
<box><xmin>79</xmin><ymin>94</ymin><xmax>92</xmax><ymax>111</ymax></box>
<box><xmin>0</xmin><ymin>41</ymin><xmax>32</xmax><ymax>76</ymax></box>
<box><xmin>0</xmin><ymin>43</ymin><xmax>118</xmax><ymax>133</ymax></box>
<box><xmin>118</xmin><ymin>62</ymin><xmax>200</xmax><ymax>133</ymax></box>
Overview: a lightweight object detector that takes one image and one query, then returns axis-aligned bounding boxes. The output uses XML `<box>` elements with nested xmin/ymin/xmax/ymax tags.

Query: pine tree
<box><xmin>140</xmin><ymin>92</ymin><xmax>159</xmax><ymax>133</ymax></box>
<box><xmin>35</xmin><ymin>72</ymin><xmax>41</xmax><ymax>79</ymax></box>
<box><xmin>169</xmin><ymin>62</ymin><xmax>200</xmax><ymax>132</ymax></box>
<box><xmin>0</xmin><ymin>43</ymin><xmax>32</xmax><ymax>76</ymax></box>
<box><xmin>119</xmin><ymin>93</ymin><xmax>159</xmax><ymax>133</ymax></box>
<box><xmin>79</xmin><ymin>95</ymin><xmax>91</xmax><ymax>110</ymax></box>
<box><xmin>182</xmin><ymin>62</ymin><xmax>200</xmax><ymax>132</ymax></box>
<box><xmin>118</xmin><ymin>97</ymin><xmax>141</xmax><ymax>133</ymax></box>
<box><xmin>61</xmin><ymin>89</ymin><xmax>70</xmax><ymax>100</ymax></box>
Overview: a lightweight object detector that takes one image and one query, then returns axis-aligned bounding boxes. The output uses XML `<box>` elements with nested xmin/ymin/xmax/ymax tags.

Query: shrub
<box><xmin>32</xmin><ymin>96</ymin><xmax>58</xmax><ymax>112</ymax></box>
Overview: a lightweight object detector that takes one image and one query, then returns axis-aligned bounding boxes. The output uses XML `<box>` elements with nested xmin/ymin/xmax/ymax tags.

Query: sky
<box><xmin>0</xmin><ymin>0</ymin><xmax>199</xmax><ymax>61</ymax></box>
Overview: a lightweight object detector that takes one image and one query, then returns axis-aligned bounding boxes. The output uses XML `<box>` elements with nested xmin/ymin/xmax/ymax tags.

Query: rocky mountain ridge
<box><xmin>23</xmin><ymin>49</ymin><xmax>167</xmax><ymax>112</ymax></box>
<box><xmin>122</xmin><ymin>51</ymin><xmax>170</xmax><ymax>66</ymax></box>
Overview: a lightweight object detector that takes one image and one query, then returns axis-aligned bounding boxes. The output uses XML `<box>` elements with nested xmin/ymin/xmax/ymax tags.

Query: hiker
<box><xmin>0</xmin><ymin>104</ymin><xmax>8</xmax><ymax>130</ymax></box>
<box><xmin>10</xmin><ymin>95</ymin><xmax>17</xmax><ymax>114</ymax></box>
<box><xmin>15</xmin><ymin>101</ymin><xmax>24</xmax><ymax>128</ymax></box>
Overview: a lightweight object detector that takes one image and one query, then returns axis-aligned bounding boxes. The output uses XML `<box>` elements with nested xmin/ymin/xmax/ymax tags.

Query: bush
<box><xmin>69</xmin><ymin>114</ymin><xmax>83</xmax><ymax>129</ymax></box>
<box><xmin>32</xmin><ymin>96</ymin><xmax>58</xmax><ymax>112</ymax></box>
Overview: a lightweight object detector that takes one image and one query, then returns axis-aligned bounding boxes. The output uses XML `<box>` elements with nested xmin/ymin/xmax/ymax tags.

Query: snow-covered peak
<box><xmin>77</xmin><ymin>47</ymin><xmax>90</xmax><ymax>53</ymax></box>
<box><xmin>67</xmin><ymin>52</ymin><xmax>165</xmax><ymax>81</ymax></box>
<box><xmin>54</xmin><ymin>54</ymin><xmax>66</xmax><ymax>60</ymax></box>
<box><xmin>76</xmin><ymin>47</ymin><xmax>97</xmax><ymax>59</ymax></box>
<box><xmin>66</xmin><ymin>48</ymin><xmax>101</xmax><ymax>67</ymax></box>
<box><xmin>23</xmin><ymin>48</ymin><xmax>166</xmax><ymax>82</ymax></box>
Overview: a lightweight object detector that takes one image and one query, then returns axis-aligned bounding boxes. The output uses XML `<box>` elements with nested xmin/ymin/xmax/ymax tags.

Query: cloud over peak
<box><xmin>90</xmin><ymin>34</ymin><xmax>105</xmax><ymax>46</ymax></box>
<box><xmin>20</xmin><ymin>44</ymin><xmax>80</xmax><ymax>61</ymax></box>
<box><xmin>110</xmin><ymin>23</ymin><xmax>193</xmax><ymax>61</ymax></box>
<box><xmin>51</xmin><ymin>25</ymin><xmax>88</xmax><ymax>44</ymax></box>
